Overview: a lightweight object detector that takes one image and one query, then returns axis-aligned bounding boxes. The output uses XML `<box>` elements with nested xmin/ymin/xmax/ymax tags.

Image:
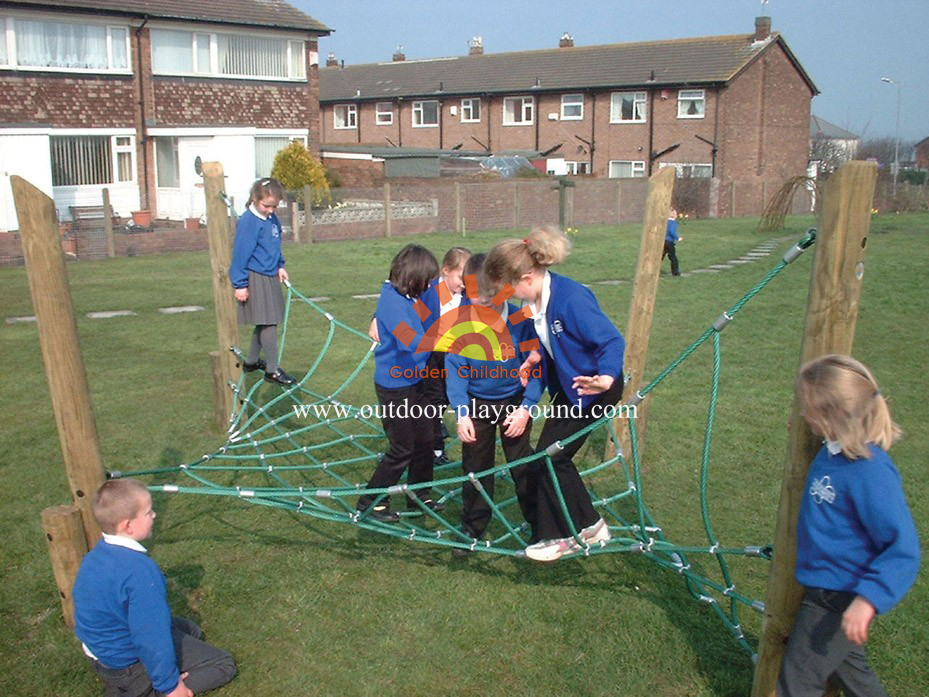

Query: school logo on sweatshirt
<box><xmin>810</xmin><ymin>476</ymin><xmax>836</xmax><ymax>505</ymax></box>
<box><xmin>391</xmin><ymin>276</ymin><xmax>538</xmax><ymax>362</ymax></box>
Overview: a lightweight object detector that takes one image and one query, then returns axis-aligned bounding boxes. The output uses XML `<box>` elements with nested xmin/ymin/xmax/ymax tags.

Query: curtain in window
<box><xmin>255</xmin><ymin>137</ymin><xmax>291</xmax><ymax>178</ymax></box>
<box><xmin>155</xmin><ymin>137</ymin><xmax>180</xmax><ymax>188</ymax></box>
<box><xmin>16</xmin><ymin>19</ymin><xmax>107</xmax><ymax>69</ymax></box>
<box><xmin>218</xmin><ymin>34</ymin><xmax>286</xmax><ymax>78</ymax></box>
<box><xmin>151</xmin><ymin>30</ymin><xmax>193</xmax><ymax>73</ymax></box>
<box><xmin>50</xmin><ymin>136</ymin><xmax>112</xmax><ymax>186</ymax></box>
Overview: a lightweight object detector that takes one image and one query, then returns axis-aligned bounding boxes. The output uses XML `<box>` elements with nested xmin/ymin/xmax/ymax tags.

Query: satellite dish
<box><xmin>194</xmin><ymin>156</ymin><xmax>203</xmax><ymax>175</ymax></box>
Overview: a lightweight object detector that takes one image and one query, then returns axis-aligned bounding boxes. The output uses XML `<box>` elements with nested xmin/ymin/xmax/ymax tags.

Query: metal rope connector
<box><xmin>712</xmin><ymin>311</ymin><xmax>733</xmax><ymax>332</ymax></box>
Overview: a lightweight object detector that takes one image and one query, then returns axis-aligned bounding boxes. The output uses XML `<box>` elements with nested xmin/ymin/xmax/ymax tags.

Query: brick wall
<box><xmin>0</xmin><ymin>75</ymin><xmax>135</xmax><ymax>127</ymax></box>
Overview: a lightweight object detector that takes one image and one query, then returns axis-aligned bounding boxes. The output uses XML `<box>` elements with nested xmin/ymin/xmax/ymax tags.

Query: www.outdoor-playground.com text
<box><xmin>292</xmin><ymin>401</ymin><xmax>638</xmax><ymax>421</ymax></box>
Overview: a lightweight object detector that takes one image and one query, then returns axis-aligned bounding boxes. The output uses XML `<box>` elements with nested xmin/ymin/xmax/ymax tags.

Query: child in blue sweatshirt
<box><xmin>356</xmin><ymin>244</ymin><xmax>442</xmax><ymax>522</ymax></box>
<box><xmin>229</xmin><ymin>177</ymin><xmax>295</xmax><ymax>386</ymax></box>
<box><xmin>663</xmin><ymin>207</ymin><xmax>681</xmax><ymax>276</ymax></box>
<box><xmin>778</xmin><ymin>355</ymin><xmax>919</xmax><ymax>697</ymax></box>
<box><xmin>445</xmin><ymin>254</ymin><xmax>543</xmax><ymax>549</ymax></box>
<box><xmin>484</xmin><ymin>225</ymin><xmax>625</xmax><ymax>561</ymax></box>
<box><xmin>73</xmin><ymin>479</ymin><xmax>236</xmax><ymax>697</ymax></box>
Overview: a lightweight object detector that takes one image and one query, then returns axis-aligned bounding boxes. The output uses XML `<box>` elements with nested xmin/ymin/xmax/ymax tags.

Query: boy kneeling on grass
<box><xmin>73</xmin><ymin>479</ymin><xmax>236</xmax><ymax>696</ymax></box>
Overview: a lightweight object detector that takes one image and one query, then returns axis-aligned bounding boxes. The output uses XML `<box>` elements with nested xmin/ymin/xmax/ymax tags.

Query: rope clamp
<box><xmin>712</xmin><ymin>312</ymin><xmax>733</xmax><ymax>332</ymax></box>
<box><xmin>163</xmin><ymin>485</ymin><xmax>179</xmax><ymax>492</ymax></box>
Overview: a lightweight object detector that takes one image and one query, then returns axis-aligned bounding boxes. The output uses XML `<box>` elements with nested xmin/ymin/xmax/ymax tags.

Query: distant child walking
<box><xmin>73</xmin><ymin>479</ymin><xmax>236</xmax><ymax>697</ymax></box>
<box><xmin>229</xmin><ymin>177</ymin><xmax>295</xmax><ymax>386</ymax></box>
<box><xmin>484</xmin><ymin>225</ymin><xmax>625</xmax><ymax>561</ymax></box>
<box><xmin>357</xmin><ymin>244</ymin><xmax>443</xmax><ymax>522</ymax></box>
<box><xmin>663</xmin><ymin>207</ymin><xmax>681</xmax><ymax>276</ymax></box>
<box><xmin>445</xmin><ymin>253</ymin><xmax>543</xmax><ymax>550</ymax></box>
<box><xmin>777</xmin><ymin>355</ymin><xmax>919</xmax><ymax>697</ymax></box>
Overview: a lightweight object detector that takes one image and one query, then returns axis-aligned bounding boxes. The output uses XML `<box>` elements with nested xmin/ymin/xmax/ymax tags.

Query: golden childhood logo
<box><xmin>390</xmin><ymin>274</ymin><xmax>539</xmax><ymax>361</ymax></box>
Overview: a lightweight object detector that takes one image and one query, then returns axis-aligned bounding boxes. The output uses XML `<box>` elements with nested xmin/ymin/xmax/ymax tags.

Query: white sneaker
<box><xmin>524</xmin><ymin>537</ymin><xmax>580</xmax><ymax>562</ymax></box>
<box><xmin>580</xmin><ymin>517</ymin><xmax>611</xmax><ymax>545</ymax></box>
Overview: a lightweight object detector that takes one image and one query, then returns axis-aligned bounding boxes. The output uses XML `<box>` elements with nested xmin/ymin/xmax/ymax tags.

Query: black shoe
<box><xmin>433</xmin><ymin>453</ymin><xmax>451</xmax><ymax>466</ymax></box>
<box><xmin>242</xmin><ymin>358</ymin><xmax>266</xmax><ymax>373</ymax></box>
<box><xmin>264</xmin><ymin>368</ymin><xmax>296</xmax><ymax>386</ymax></box>
<box><xmin>452</xmin><ymin>546</ymin><xmax>474</xmax><ymax>557</ymax></box>
<box><xmin>358</xmin><ymin>504</ymin><xmax>399</xmax><ymax>523</ymax></box>
<box><xmin>407</xmin><ymin>498</ymin><xmax>445</xmax><ymax>515</ymax></box>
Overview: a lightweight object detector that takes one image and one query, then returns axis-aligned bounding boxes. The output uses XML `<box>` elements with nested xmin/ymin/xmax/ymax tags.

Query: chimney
<box><xmin>559</xmin><ymin>33</ymin><xmax>574</xmax><ymax>48</ymax></box>
<box><xmin>754</xmin><ymin>16</ymin><xmax>771</xmax><ymax>41</ymax></box>
<box><xmin>325</xmin><ymin>52</ymin><xmax>338</xmax><ymax>67</ymax></box>
<box><xmin>392</xmin><ymin>45</ymin><xmax>405</xmax><ymax>62</ymax></box>
<box><xmin>468</xmin><ymin>36</ymin><xmax>483</xmax><ymax>55</ymax></box>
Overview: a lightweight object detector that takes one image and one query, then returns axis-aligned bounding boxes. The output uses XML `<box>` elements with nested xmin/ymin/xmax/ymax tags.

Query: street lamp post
<box><xmin>881</xmin><ymin>77</ymin><xmax>901</xmax><ymax>200</ymax></box>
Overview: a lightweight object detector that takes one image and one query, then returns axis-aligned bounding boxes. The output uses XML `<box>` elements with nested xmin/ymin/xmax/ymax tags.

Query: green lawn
<box><xmin>1</xmin><ymin>213</ymin><xmax>926</xmax><ymax>696</ymax></box>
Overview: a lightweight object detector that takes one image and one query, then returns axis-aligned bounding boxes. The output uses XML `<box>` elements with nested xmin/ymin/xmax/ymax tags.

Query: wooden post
<box><xmin>455</xmin><ymin>181</ymin><xmax>462</xmax><ymax>233</ymax></box>
<box><xmin>201</xmin><ymin>162</ymin><xmax>238</xmax><ymax>427</ymax></box>
<box><xmin>209</xmin><ymin>351</ymin><xmax>229</xmax><ymax>429</ymax></box>
<box><xmin>616</xmin><ymin>180</ymin><xmax>623</xmax><ymax>223</ymax></box>
<box><xmin>384</xmin><ymin>182</ymin><xmax>392</xmax><ymax>237</ymax></box>
<box><xmin>303</xmin><ymin>184</ymin><xmax>314</xmax><ymax>243</ymax></box>
<box><xmin>751</xmin><ymin>161</ymin><xmax>878</xmax><ymax>697</ymax></box>
<box><xmin>291</xmin><ymin>197</ymin><xmax>301</xmax><ymax>244</ymax></box>
<box><xmin>513</xmin><ymin>181</ymin><xmax>520</xmax><ymax>229</ymax></box>
<box><xmin>41</xmin><ymin>505</ymin><xmax>89</xmax><ymax>629</ymax></box>
<box><xmin>102</xmin><ymin>187</ymin><xmax>115</xmax><ymax>258</ymax></box>
<box><xmin>730</xmin><ymin>181</ymin><xmax>736</xmax><ymax>218</ymax></box>
<box><xmin>606</xmin><ymin>166</ymin><xmax>675</xmax><ymax>459</ymax></box>
<box><xmin>12</xmin><ymin>176</ymin><xmax>106</xmax><ymax>544</ymax></box>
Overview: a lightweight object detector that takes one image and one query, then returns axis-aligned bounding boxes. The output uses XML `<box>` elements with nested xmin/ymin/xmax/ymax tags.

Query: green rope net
<box><xmin>125</xmin><ymin>230</ymin><xmax>817</xmax><ymax>658</ymax></box>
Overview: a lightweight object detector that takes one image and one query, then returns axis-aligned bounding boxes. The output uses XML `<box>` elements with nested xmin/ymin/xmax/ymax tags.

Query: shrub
<box><xmin>270</xmin><ymin>141</ymin><xmax>332</xmax><ymax>208</ymax></box>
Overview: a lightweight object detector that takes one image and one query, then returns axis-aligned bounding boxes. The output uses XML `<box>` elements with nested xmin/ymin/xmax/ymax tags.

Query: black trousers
<box><xmin>777</xmin><ymin>588</ymin><xmax>889</xmax><ymax>697</ymax></box>
<box><xmin>90</xmin><ymin>617</ymin><xmax>236</xmax><ymax>697</ymax></box>
<box><xmin>358</xmin><ymin>381</ymin><xmax>434</xmax><ymax>510</ymax></box>
<box><xmin>517</xmin><ymin>378</ymin><xmax>623</xmax><ymax>542</ymax></box>
<box><xmin>460</xmin><ymin>394</ymin><xmax>534</xmax><ymax>538</ymax></box>
<box><xmin>662</xmin><ymin>240</ymin><xmax>680</xmax><ymax>276</ymax></box>
<box><xmin>422</xmin><ymin>351</ymin><xmax>449</xmax><ymax>451</ymax></box>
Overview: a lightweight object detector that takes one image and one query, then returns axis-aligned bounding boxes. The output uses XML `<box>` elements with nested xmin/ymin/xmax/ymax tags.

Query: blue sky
<box><xmin>295</xmin><ymin>0</ymin><xmax>928</xmax><ymax>144</ymax></box>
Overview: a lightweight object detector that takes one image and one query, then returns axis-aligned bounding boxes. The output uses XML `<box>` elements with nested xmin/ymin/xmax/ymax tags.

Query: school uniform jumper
<box><xmin>522</xmin><ymin>271</ymin><xmax>625</xmax><ymax>541</ymax></box>
<box><xmin>420</xmin><ymin>277</ymin><xmax>464</xmax><ymax>453</ymax></box>
<box><xmin>73</xmin><ymin>536</ymin><xmax>235</xmax><ymax>697</ymax></box>
<box><xmin>662</xmin><ymin>217</ymin><xmax>680</xmax><ymax>276</ymax></box>
<box><xmin>358</xmin><ymin>282</ymin><xmax>435</xmax><ymax>512</ymax></box>
<box><xmin>777</xmin><ymin>443</ymin><xmax>920</xmax><ymax>697</ymax></box>
<box><xmin>445</xmin><ymin>303</ymin><xmax>544</xmax><ymax>537</ymax></box>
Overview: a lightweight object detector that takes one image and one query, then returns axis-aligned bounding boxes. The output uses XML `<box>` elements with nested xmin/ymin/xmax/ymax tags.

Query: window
<box><xmin>565</xmin><ymin>161</ymin><xmax>590</xmax><ymax>175</ymax></box>
<box><xmin>461</xmin><ymin>98</ymin><xmax>481</xmax><ymax>123</ymax></box>
<box><xmin>154</xmin><ymin>137</ymin><xmax>179</xmax><ymax>188</ymax></box>
<box><xmin>50</xmin><ymin>135</ymin><xmax>135</xmax><ymax>186</ymax></box>
<box><xmin>659</xmin><ymin>162</ymin><xmax>713</xmax><ymax>178</ymax></box>
<box><xmin>5</xmin><ymin>18</ymin><xmax>129</xmax><ymax>72</ymax></box>
<box><xmin>255</xmin><ymin>137</ymin><xmax>294</xmax><ymax>178</ymax></box>
<box><xmin>151</xmin><ymin>29</ymin><xmax>304</xmax><ymax>80</ymax></box>
<box><xmin>375</xmin><ymin>102</ymin><xmax>393</xmax><ymax>125</ymax></box>
<box><xmin>412</xmin><ymin>100</ymin><xmax>439</xmax><ymax>127</ymax></box>
<box><xmin>561</xmin><ymin>94</ymin><xmax>583</xmax><ymax>120</ymax></box>
<box><xmin>608</xmin><ymin>160</ymin><xmax>646</xmax><ymax>179</ymax></box>
<box><xmin>503</xmin><ymin>96</ymin><xmax>534</xmax><ymax>125</ymax></box>
<box><xmin>610</xmin><ymin>92</ymin><xmax>646</xmax><ymax>123</ymax></box>
<box><xmin>334</xmin><ymin>104</ymin><xmax>357</xmax><ymax>129</ymax></box>
<box><xmin>678</xmin><ymin>89</ymin><xmax>705</xmax><ymax>119</ymax></box>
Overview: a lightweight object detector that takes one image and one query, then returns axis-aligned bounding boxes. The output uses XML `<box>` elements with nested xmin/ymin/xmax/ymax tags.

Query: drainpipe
<box><xmin>589</xmin><ymin>91</ymin><xmax>596</xmax><ymax>173</ymax></box>
<box><xmin>647</xmin><ymin>87</ymin><xmax>655</xmax><ymax>175</ymax></box>
<box><xmin>135</xmin><ymin>16</ymin><xmax>150</xmax><ymax>210</ymax></box>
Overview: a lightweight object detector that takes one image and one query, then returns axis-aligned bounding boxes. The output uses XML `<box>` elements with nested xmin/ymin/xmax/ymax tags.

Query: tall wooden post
<box><xmin>291</xmin><ymin>197</ymin><xmax>301</xmax><ymax>244</ymax></box>
<box><xmin>751</xmin><ymin>161</ymin><xmax>877</xmax><ymax>697</ymax></box>
<box><xmin>41</xmin><ymin>505</ymin><xmax>89</xmax><ymax>629</ymax></box>
<box><xmin>606</xmin><ymin>166</ymin><xmax>675</xmax><ymax>459</ymax></box>
<box><xmin>303</xmin><ymin>184</ymin><xmax>314</xmax><ymax>243</ymax></box>
<box><xmin>12</xmin><ymin>176</ymin><xmax>106</xmax><ymax>544</ymax></box>
<box><xmin>102</xmin><ymin>187</ymin><xmax>116</xmax><ymax>258</ymax></box>
<box><xmin>201</xmin><ymin>162</ymin><xmax>238</xmax><ymax>427</ymax></box>
<box><xmin>384</xmin><ymin>182</ymin><xmax>392</xmax><ymax>237</ymax></box>
<box><xmin>455</xmin><ymin>181</ymin><xmax>462</xmax><ymax>233</ymax></box>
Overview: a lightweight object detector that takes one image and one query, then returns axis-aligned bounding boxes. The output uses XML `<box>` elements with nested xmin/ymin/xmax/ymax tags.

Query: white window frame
<box><xmin>608</xmin><ymin>160</ymin><xmax>646</xmax><ymax>179</ymax></box>
<box><xmin>659</xmin><ymin>162</ymin><xmax>713</xmax><ymax>178</ymax></box>
<box><xmin>461</xmin><ymin>98</ymin><xmax>481</xmax><ymax>123</ymax></box>
<box><xmin>50</xmin><ymin>134</ymin><xmax>136</xmax><ymax>187</ymax></box>
<box><xmin>561</xmin><ymin>94</ymin><xmax>584</xmax><ymax>121</ymax></box>
<box><xmin>677</xmin><ymin>89</ymin><xmax>706</xmax><ymax>119</ymax></box>
<box><xmin>610</xmin><ymin>91</ymin><xmax>647</xmax><ymax>123</ymax></box>
<box><xmin>1</xmin><ymin>17</ymin><xmax>131</xmax><ymax>73</ymax></box>
<box><xmin>412</xmin><ymin>100</ymin><xmax>439</xmax><ymax>128</ymax></box>
<box><xmin>333</xmin><ymin>104</ymin><xmax>357</xmax><ymax>130</ymax></box>
<box><xmin>565</xmin><ymin>161</ymin><xmax>590</xmax><ymax>175</ymax></box>
<box><xmin>503</xmin><ymin>96</ymin><xmax>534</xmax><ymax>125</ymax></box>
<box><xmin>154</xmin><ymin>136</ymin><xmax>180</xmax><ymax>189</ymax></box>
<box><xmin>375</xmin><ymin>102</ymin><xmax>393</xmax><ymax>125</ymax></box>
<box><xmin>150</xmin><ymin>28</ymin><xmax>306</xmax><ymax>81</ymax></box>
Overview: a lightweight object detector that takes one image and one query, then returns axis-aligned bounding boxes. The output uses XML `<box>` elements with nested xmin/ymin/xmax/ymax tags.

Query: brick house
<box><xmin>0</xmin><ymin>0</ymin><xmax>329</xmax><ymax>232</ymax></box>
<box><xmin>915</xmin><ymin>137</ymin><xmax>929</xmax><ymax>172</ymax></box>
<box><xmin>319</xmin><ymin>18</ymin><xmax>817</xmax><ymax>197</ymax></box>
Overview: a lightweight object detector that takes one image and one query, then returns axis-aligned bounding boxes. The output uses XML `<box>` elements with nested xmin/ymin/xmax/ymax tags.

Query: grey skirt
<box><xmin>237</xmin><ymin>270</ymin><xmax>284</xmax><ymax>326</ymax></box>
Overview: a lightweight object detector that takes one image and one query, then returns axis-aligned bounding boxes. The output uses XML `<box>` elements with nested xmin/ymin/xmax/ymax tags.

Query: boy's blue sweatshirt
<box><xmin>374</xmin><ymin>281</ymin><xmax>429</xmax><ymax>388</ymax></box>
<box><xmin>73</xmin><ymin>539</ymin><xmax>179</xmax><ymax>693</ymax></box>
<box><xmin>795</xmin><ymin>443</ymin><xmax>920</xmax><ymax>614</ymax></box>
<box><xmin>665</xmin><ymin>218</ymin><xmax>679</xmax><ymax>243</ymax></box>
<box><xmin>229</xmin><ymin>208</ymin><xmax>285</xmax><ymax>288</ymax></box>
<box><xmin>445</xmin><ymin>303</ymin><xmax>543</xmax><ymax>417</ymax></box>
<box><xmin>538</xmin><ymin>272</ymin><xmax>625</xmax><ymax>409</ymax></box>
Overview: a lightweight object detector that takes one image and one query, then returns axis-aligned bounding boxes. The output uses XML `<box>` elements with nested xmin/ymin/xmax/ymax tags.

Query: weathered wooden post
<box><xmin>291</xmin><ymin>196</ymin><xmax>301</xmax><ymax>244</ymax></box>
<box><xmin>303</xmin><ymin>184</ymin><xmax>314</xmax><ymax>243</ymax></box>
<box><xmin>102</xmin><ymin>187</ymin><xmax>116</xmax><ymax>258</ymax></box>
<box><xmin>384</xmin><ymin>182</ymin><xmax>392</xmax><ymax>237</ymax></box>
<box><xmin>606</xmin><ymin>166</ymin><xmax>675</xmax><ymax>459</ymax></box>
<box><xmin>12</xmin><ymin>175</ymin><xmax>107</xmax><ymax>624</ymax></box>
<box><xmin>41</xmin><ymin>505</ymin><xmax>89</xmax><ymax>629</ymax></box>
<box><xmin>201</xmin><ymin>162</ymin><xmax>239</xmax><ymax>427</ymax></box>
<box><xmin>751</xmin><ymin>161</ymin><xmax>877</xmax><ymax>697</ymax></box>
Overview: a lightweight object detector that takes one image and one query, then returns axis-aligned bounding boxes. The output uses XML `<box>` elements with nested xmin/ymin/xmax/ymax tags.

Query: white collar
<box><xmin>102</xmin><ymin>532</ymin><xmax>148</xmax><ymax>553</ymax></box>
<box><xmin>529</xmin><ymin>270</ymin><xmax>552</xmax><ymax>317</ymax></box>
<box><xmin>825</xmin><ymin>439</ymin><xmax>842</xmax><ymax>456</ymax></box>
<box><xmin>499</xmin><ymin>302</ymin><xmax>509</xmax><ymax>323</ymax></box>
<box><xmin>248</xmin><ymin>203</ymin><xmax>269</xmax><ymax>221</ymax></box>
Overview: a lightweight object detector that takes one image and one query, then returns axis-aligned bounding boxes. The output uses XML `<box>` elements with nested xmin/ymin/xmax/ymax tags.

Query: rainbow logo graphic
<box><xmin>389</xmin><ymin>275</ymin><xmax>540</xmax><ymax>362</ymax></box>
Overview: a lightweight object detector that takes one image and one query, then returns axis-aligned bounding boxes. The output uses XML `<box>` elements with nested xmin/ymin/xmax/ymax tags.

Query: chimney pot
<box><xmin>325</xmin><ymin>52</ymin><xmax>338</xmax><ymax>67</ymax></box>
<box><xmin>392</xmin><ymin>45</ymin><xmax>405</xmax><ymax>62</ymax></box>
<box><xmin>559</xmin><ymin>33</ymin><xmax>574</xmax><ymax>48</ymax></box>
<box><xmin>754</xmin><ymin>16</ymin><xmax>771</xmax><ymax>41</ymax></box>
<box><xmin>468</xmin><ymin>36</ymin><xmax>483</xmax><ymax>55</ymax></box>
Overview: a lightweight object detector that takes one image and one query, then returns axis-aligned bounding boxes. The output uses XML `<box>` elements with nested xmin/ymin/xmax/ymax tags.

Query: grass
<box><xmin>0</xmin><ymin>213</ymin><xmax>926</xmax><ymax>696</ymax></box>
